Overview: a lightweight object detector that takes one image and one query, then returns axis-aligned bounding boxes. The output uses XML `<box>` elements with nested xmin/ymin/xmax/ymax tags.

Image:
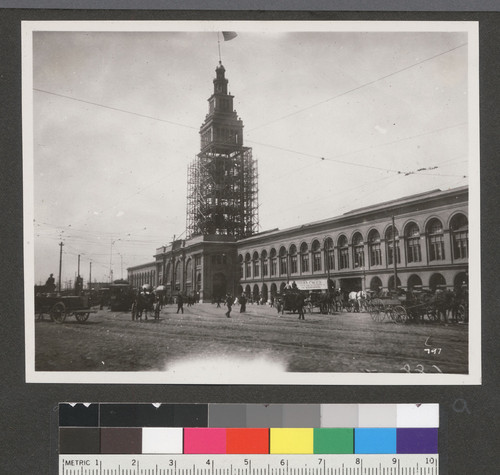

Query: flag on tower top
<box><xmin>222</xmin><ymin>31</ymin><xmax>238</xmax><ymax>41</ymax></box>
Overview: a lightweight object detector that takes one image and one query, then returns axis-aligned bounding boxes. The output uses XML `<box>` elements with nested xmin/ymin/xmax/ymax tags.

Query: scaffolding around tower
<box><xmin>186</xmin><ymin>145</ymin><xmax>259</xmax><ymax>239</ymax></box>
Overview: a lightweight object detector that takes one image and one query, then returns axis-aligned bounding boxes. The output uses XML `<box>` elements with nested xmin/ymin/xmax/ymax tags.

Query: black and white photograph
<box><xmin>23</xmin><ymin>20</ymin><xmax>480</xmax><ymax>384</ymax></box>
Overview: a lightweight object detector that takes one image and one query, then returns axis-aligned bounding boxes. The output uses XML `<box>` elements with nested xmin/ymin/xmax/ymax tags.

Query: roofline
<box><xmin>238</xmin><ymin>185</ymin><xmax>468</xmax><ymax>244</ymax></box>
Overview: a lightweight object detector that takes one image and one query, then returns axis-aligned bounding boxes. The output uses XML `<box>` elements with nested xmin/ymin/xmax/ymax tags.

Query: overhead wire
<box><xmin>34</xmin><ymin>40</ymin><xmax>469</xmax><ymax>267</ymax></box>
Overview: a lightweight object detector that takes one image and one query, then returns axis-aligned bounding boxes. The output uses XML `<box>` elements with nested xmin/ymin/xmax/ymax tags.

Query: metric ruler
<box><xmin>59</xmin><ymin>454</ymin><xmax>439</xmax><ymax>475</ymax></box>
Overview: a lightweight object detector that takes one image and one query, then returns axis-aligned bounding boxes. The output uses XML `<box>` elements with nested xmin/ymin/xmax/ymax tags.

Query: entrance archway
<box><xmin>245</xmin><ymin>284</ymin><xmax>251</xmax><ymax>298</ymax></box>
<box><xmin>253</xmin><ymin>284</ymin><xmax>260</xmax><ymax>302</ymax></box>
<box><xmin>212</xmin><ymin>272</ymin><xmax>227</xmax><ymax>301</ymax></box>
<box><xmin>407</xmin><ymin>274</ymin><xmax>422</xmax><ymax>290</ymax></box>
<box><xmin>261</xmin><ymin>283</ymin><xmax>268</xmax><ymax>303</ymax></box>
<box><xmin>270</xmin><ymin>283</ymin><xmax>277</xmax><ymax>297</ymax></box>
<box><xmin>429</xmin><ymin>273</ymin><xmax>446</xmax><ymax>291</ymax></box>
<box><xmin>454</xmin><ymin>272</ymin><xmax>468</xmax><ymax>290</ymax></box>
<box><xmin>370</xmin><ymin>276</ymin><xmax>382</xmax><ymax>292</ymax></box>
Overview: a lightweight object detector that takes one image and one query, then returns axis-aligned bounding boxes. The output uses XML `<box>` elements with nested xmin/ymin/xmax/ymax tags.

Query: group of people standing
<box><xmin>223</xmin><ymin>293</ymin><xmax>247</xmax><ymax>318</ymax></box>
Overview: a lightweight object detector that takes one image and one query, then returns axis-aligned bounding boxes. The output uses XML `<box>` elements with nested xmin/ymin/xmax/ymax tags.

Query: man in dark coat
<box><xmin>225</xmin><ymin>294</ymin><xmax>234</xmax><ymax>318</ymax></box>
<box><xmin>176</xmin><ymin>293</ymin><xmax>184</xmax><ymax>314</ymax></box>
<box><xmin>239</xmin><ymin>293</ymin><xmax>247</xmax><ymax>313</ymax></box>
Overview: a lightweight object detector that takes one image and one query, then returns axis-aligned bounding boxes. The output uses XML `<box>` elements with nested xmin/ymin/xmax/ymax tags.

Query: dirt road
<box><xmin>34</xmin><ymin>302</ymin><xmax>468</xmax><ymax>374</ymax></box>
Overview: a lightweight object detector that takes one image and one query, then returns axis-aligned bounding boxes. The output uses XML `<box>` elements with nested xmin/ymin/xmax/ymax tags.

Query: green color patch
<box><xmin>314</xmin><ymin>428</ymin><xmax>354</xmax><ymax>454</ymax></box>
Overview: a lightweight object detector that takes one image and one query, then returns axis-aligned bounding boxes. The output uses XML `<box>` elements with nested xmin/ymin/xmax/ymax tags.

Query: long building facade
<box><xmin>128</xmin><ymin>63</ymin><xmax>468</xmax><ymax>302</ymax></box>
<box><xmin>128</xmin><ymin>185</ymin><xmax>468</xmax><ymax>302</ymax></box>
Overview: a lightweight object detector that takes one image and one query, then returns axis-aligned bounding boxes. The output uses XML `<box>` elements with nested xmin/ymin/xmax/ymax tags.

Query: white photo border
<box><xmin>23</xmin><ymin>20</ymin><xmax>481</xmax><ymax>385</ymax></box>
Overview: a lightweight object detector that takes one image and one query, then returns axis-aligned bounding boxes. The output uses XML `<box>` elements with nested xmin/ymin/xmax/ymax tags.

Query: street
<box><xmin>34</xmin><ymin>302</ymin><xmax>468</xmax><ymax>374</ymax></box>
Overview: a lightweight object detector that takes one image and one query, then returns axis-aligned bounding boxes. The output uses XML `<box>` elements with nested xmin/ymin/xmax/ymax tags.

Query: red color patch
<box><xmin>226</xmin><ymin>428</ymin><xmax>269</xmax><ymax>454</ymax></box>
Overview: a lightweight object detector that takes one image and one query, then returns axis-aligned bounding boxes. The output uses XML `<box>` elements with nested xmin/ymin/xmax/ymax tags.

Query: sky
<box><xmin>27</xmin><ymin>22</ymin><xmax>475</xmax><ymax>287</ymax></box>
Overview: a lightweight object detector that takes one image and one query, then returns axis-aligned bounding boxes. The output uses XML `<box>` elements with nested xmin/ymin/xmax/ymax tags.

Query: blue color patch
<box><xmin>354</xmin><ymin>428</ymin><xmax>397</xmax><ymax>454</ymax></box>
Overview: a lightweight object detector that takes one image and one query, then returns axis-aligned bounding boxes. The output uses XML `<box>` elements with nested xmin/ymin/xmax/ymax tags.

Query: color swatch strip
<box><xmin>59</xmin><ymin>403</ymin><xmax>439</xmax><ymax>428</ymax></box>
<box><xmin>59</xmin><ymin>427</ymin><xmax>438</xmax><ymax>455</ymax></box>
<box><xmin>59</xmin><ymin>404</ymin><xmax>438</xmax><ymax>456</ymax></box>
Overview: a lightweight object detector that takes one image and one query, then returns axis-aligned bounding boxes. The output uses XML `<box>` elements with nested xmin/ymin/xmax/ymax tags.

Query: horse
<box><xmin>347</xmin><ymin>290</ymin><xmax>368</xmax><ymax>312</ymax></box>
<box><xmin>132</xmin><ymin>290</ymin><xmax>156</xmax><ymax>321</ymax></box>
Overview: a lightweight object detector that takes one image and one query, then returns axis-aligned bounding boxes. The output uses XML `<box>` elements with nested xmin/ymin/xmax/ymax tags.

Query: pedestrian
<box><xmin>216</xmin><ymin>296</ymin><xmax>221</xmax><ymax>308</ymax></box>
<box><xmin>225</xmin><ymin>294</ymin><xmax>234</xmax><ymax>318</ymax></box>
<box><xmin>176</xmin><ymin>293</ymin><xmax>184</xmax><ymax>314</ymax></box>
<box><xmin>297</xmin><ymin>294</ymin><xmax>305</xmax><ymax>320</ymax></box>
<box><xmin>239</xmin><ymin>293</ymin><xmax>247</xmax><ymax>313</ymax></box>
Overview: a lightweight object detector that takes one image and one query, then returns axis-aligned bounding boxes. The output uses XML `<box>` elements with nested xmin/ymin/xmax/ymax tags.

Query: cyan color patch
<box><xmin>354</xmin><ymin>428</ymin><xmax>397</xmax><ymax>454</ymax></box>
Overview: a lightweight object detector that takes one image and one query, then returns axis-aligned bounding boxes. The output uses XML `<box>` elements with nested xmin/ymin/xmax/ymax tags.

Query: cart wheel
<box><xmin>456</xmin><ymin>304</ymin><xmax>467</xmax><ymax>323</ymax></box>
<box><xmin>50</xmin><ymin>302</ymin><xmax>66</xmax><ymax>323</ymax></box>
<box><xmin>426</xmin><ymin>307</ymin><xmax>439</xmax><ymax>322</ymax></box>
<box><xmin>370</xmin><ymin>305</ymin><xmax>385</xmax><ymax>322</ymax></box>
<box><xmin>75</xmin><ymin>312</ymin><xmax>90</xmax><ymax>322</ymax></box>
<box><xmin>393</xmin><ymin>305</ymin><xmax>408</xmax><ymax>323</ymax></box>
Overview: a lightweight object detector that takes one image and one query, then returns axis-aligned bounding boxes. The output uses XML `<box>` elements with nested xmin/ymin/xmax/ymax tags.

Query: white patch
<box><xmin>374</xmin><ymin>125</ymin><xmax>387</xmax><ymax>134</ymax></box>
<box><xmin>164</xmin><ymin>355</ymin><xmax>287</xmax><ymax>380</ymax></box>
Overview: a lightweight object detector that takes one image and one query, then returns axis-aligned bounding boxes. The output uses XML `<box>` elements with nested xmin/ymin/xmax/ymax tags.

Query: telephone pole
<box><xmin>58</xmin><ymin>241</ymin><xmax>64</xmax><ymax>292</ymax></box>
<box><xmin>89</xmin><ymin>261</ymin><xmax>92</xmax><ymax>291</ymax></box>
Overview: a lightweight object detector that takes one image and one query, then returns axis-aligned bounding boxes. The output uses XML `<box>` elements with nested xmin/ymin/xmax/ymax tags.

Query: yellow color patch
<box><xmin>270</xmin><ymin>428</ymin><xmax>314</xmax><ymax>454</ymax></box>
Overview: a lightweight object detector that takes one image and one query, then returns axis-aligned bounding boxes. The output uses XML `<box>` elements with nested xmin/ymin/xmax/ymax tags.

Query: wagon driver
<box><xmin>45</xmin><ymin>273</ymin><xmax>56</xmax><ymax>293</ymax></box>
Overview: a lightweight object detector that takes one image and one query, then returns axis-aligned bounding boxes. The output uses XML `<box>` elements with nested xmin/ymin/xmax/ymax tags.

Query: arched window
<box><xmin>405</xmin><ymin>222</ymin><xmax>422</xmax><ymax>263</ymax></box>
<box><xmin>261</xmin><ymin>250</ymin><xmax>268</xmax><ymax>277</ymax></box>
<box><xmin>270</xmin><ymin>248</ymin><xmax>277</xmax><ymax>277</ymax></box>
<box><xmin>385</xmin><ymin>225</ymin><xmax>401</xmax><ymax>265</ymax></box>
<box><xmin>279</xmin><ymin>246</ymin><xmax>288</xmax><ymax>276</ymax></box>
<box><xmin>238</xmin><ymin>254</ymin><xmax>243</xmax><ymax>279</ymax></box>
<box><xmin>289</xmin><ymin>244</ymin><xmax>298</xmax><ymax>274</ymax></box>
<box><xmin>252</xmin><ymin>251</ymin><xmax>260</xmax><ymax>278</ymax></box>
<box><xmin>324</xmin><ymin>237</ymin><xmax>334</xmax><ymax>272</ymax></box>
<box><xmin>450</xmin><ymin>213</ymin><xmax>468</xmax><ymax>259</ymax></box>
<box><xmin>245</xmin><ymin>253</ymin><xmax>252</xmax><ymax>278</ymax></box>
<box><xmin>368</xmin><ymin>229</ymin><xmax>382</xmax><ymax>266</ymax></box>
<box><xmin>352</xmin><ymin>232</ymin><xmax>365</xmax><ymax>268</ymax></box>
<box><xmin>338</xmin><ymin>235</ymin><xmax>349</xmax><ymax>270</ymax></box>
<box><xmin>300</xmin><ymin>242</ymin><xmax>309</xmax><ymax>273</ymax></box>
<box><xmin>427</xmin><ymin>218</ymin><xmax>445</xmax><ymax>261</ymax></box>
<box><xmin>312</xmin><ymin>240</ymin><xmax>322</xmax><ymax>272</ymax></box>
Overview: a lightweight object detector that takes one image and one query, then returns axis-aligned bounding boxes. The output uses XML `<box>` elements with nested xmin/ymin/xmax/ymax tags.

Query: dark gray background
<box><xmin>0</xmin><ymin>5</ymin><xmax>498</xmax><ymax>474</ymax></box>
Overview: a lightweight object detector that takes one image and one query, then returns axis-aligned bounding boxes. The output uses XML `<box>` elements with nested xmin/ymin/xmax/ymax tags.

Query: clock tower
<box><xmin>187</xmin><ymin>63</ymin><xmax>259</xmax><ymax>239</ymax></box>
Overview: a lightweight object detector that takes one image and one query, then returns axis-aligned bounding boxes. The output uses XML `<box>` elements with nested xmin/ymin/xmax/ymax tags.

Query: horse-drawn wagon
<box><xmin>35</xmin><ymin>293</ymin><xmax>96</xmax><ymax>323</ymax></box>
<box><xmin>367</xmin><ymin>287</ymin><xmax>468</xmax><ymax>324</ymax></box>
<box><xmin>366</xmin><ymin>297</ymin><xmax>408</xmax><ymax>323</ymax></box>
<box><xmin>131</xmin><ymin>285</ymin><xmax>160</xmax><ymax>321</ymax></box>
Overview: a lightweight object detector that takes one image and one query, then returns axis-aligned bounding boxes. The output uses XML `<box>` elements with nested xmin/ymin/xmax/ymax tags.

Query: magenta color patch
<box><xmin>184</xmin><ymin>428</ymin><xmax>227</xmax><ymax>454</ymax></box>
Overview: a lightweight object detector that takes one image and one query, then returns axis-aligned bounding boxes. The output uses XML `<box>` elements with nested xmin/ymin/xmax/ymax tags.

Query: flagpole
<box><xmin>217</xmin><ymin>32</ymin><xmax>221</xmax><ymax>63</ymax></box>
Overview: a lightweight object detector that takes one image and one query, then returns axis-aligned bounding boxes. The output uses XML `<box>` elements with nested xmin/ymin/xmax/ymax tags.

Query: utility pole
<box><xmin>58</xmin><ymin>241</ymin><xmax>64</xmax><ymax>292</ymax></box>
<box><xmin>392</xmin><ymin>215</ymin><xmax>398</xmax><ymax>292</ymax></box>
<box><xmin>110</xmin><ymin>239</ymin><xmax>113</xmax><ymax>283</ymax></box>
<box><xmin>120</xmin><ymin>254</ymin><xmax>123</xmax><ymax>280</ymax></box>
<box><xmin>89</xmin><ymin>261</ymin><xmax>92</xmax><ymax>291</ymax></box>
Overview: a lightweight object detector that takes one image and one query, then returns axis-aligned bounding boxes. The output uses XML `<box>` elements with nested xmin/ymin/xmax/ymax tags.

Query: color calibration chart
<box><xmin>59</xmin><ymin>403</ymin><xmax>439</xmax><ymax>474</ymax></box>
